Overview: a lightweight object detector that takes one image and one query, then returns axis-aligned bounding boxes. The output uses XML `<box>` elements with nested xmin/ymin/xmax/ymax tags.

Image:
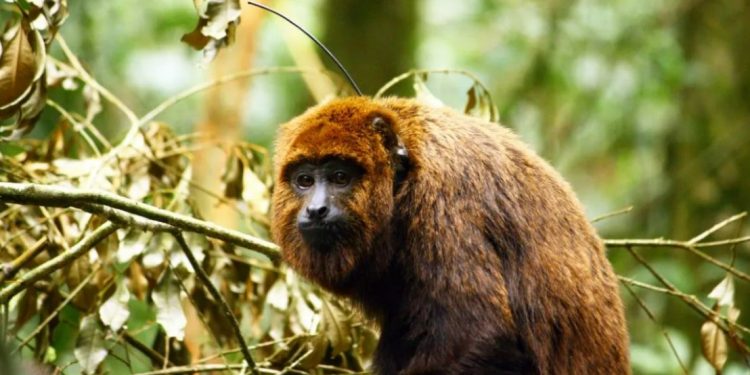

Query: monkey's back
<box><xmin>378</xmin><ymin>98</ymin><xmax>630</xmax><ymax>374</ymax></box>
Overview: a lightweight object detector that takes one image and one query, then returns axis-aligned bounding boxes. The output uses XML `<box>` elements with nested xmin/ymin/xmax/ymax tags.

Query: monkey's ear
<box><xmin>371</xmin><ymin>116</ymin><xmax>410</xmax><ymax>187</ymax></box>
<box><xmin>393</xmin><ymin>137</ymin><xmax>409</xmax><ymax>186</ymax></box>
<box><xmin>371</xmin><ymin>116</ymin><xmax>398</xmax><ymax>149</ymax></box>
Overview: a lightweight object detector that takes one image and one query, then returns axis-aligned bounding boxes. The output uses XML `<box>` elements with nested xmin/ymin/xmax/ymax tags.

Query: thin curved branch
<box><xmin>173</xmin><ymin>232</ymin><xmax>257</xmax><ymax>374</ymax></box>
<box><xmin>605</xmin><ymin>238</ymin><xmax>750</xmax><ymax>283</ymax></box>
<box><xmin>0</xmin><ymin>222</ymin><xmax>118</xmax><ymax>303</ymax></box>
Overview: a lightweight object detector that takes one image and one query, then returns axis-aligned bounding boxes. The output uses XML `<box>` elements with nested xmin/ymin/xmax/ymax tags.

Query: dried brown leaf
<box><xmin>181</xmin><ymin>0</ymin><xmax>241</xmax><ymax>63</ymax></box>
<box><xmin>0</xmin><ymin>22</ymin><xmax>42</xmax><ymax>108</ymax></box>
<box><xmin>321</xmin><ymin>298</ymin><xmax>352</xmax><ymax>357</ymax></box>
<box><xmin>700</xmin><ymin>320</ymin><xmax>728</xmax><ymax>372</ymax></box>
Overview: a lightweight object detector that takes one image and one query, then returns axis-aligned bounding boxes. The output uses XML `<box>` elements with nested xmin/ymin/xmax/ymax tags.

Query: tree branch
<box><xmin>172</xmin><ymin>232</ymin><xmax>258</xmax><ymax>374</ymax></box>
<box><xmin>0</xmin><ymin>182</ymin><xmax>280</xmax><ymax>261</ymax></box>
<box><xmin>0</xmin><ymin>222</ymin><xmax>118</xmax><ymax>303</ymax></box>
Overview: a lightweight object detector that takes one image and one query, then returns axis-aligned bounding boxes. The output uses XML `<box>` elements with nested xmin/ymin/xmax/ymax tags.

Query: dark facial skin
<box><xmin>288</xmin><ymin>159</ymin><xmax>363</xmax><ymax>250</ymax></box>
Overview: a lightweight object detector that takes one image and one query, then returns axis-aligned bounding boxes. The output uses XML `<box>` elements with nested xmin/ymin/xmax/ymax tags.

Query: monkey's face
<box><xmin>271</xmin><ymin>98</ymin><xmax>402</xmax><ymax>292</ymax></box>
<box><xmin>286</xmin><ymin>158</ymin><xmax>364</xmax><ymax>250</ymax></box>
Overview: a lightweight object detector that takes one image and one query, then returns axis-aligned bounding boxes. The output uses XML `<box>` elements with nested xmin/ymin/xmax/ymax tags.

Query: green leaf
<box><xmin>74</xmin><ymin>315</ymin><xmax>108</xmax><ymax>375</ymax></box>
<box><xmin>0</xmin><ymin>141</ymin><xmax>25</xmax><ymax>156</ymax></box>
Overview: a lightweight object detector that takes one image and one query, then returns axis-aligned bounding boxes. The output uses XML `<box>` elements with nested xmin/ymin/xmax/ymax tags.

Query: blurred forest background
<box><xmin>2</xmin><ymin>0</ymin><xmax>750</xmax><ymax>374</ymax></box>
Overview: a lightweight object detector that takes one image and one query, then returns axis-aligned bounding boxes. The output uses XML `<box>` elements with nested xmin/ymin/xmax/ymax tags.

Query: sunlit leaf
<box><xmin>82</xmin><ymin>84</ymin><xmax>102</xmax><ymax>123</ymax></box>
<box><xmin>242</xmin><ymin>166</ymin><xmax>270</xmax><ymax>216</ymax></box>
<box><xmin>74</xmin><ymin>314</ymin><xmax>108</xmax><ymax>375</ymax></box>
<box><xmin>153</xmin><ymin>271</ymin><xmax>187</xmax><ymax>340</ymax></box>
<box><xmin>99</xmin><ymin>281</ymin><xmax>130</xmax><ymax>332</ymax></box>
<box><xmin>118</xmin><ymin>230</ymin><xmax>151</xmax><ymax>263</ymax></box>
<box><xmin>267</xmin><ymin>279</ymin><xmax>289</xmax><ymax>311</ymax></box>
<box><xmin>413</xmin><ymin>73</ymin><xmax>444</xmax><ymax>108</ymax></box>
<box><xmin>728</xmin><ymin>306</ymin><xmax>740</xmax><ymax>323</ymax></box>
<box><xmin>295</xmin><ymin>296</ymin><xmax>318</xmax><ymax>333</ymax></box>
<box><xmin>45</xmin><ymin>59</ymin><xmax>78</xmax><ymax>89</ymax></box>
<box><xmin>181</xmin><ymin>0</ymin><xmax>241</xmax><ymax>63</ymax></box>
<box><xmin>708</xmin><ymin>275</ymin><xmax>734</xmax><ymax>307</ymax></box>
<box><xmin>700</xmin><ymin>320</ymin><xmax>727</xmax><ymax>372</ymax></box>
<box><xmin>27</xmin><ymin>0</ymin><xmax>69</xmax><ymax>42</ymax></box>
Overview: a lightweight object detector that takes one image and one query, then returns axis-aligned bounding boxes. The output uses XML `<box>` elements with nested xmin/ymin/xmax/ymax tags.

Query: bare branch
<box><xmin>172</xmin><ymin>232</ymin><xmax>258</xmax><ymax>374</ymax></box>
<box><xmin>0</xmin><ymin>222</ymin><xmax>118</xmax><ymax>303</ymax></box>
<box><xmin>605</xmin><ymin>238</ymin><xmax>750</xmax><ymax>283</ymax></box>
<box><xmin>689</xmin><ymin>212</ymin><xmax>747</xmax><ymax>244</ymax></box>
<box><xmin>0</xmin><ymin>182</ymin><xmax>280</xmax><ymax>261</ymax></box>
<box><xmin>619</xmin><ymin>279</ymin><xmax>688</xmax><ymax>374</ymax></box>
<box><xmin>591</xmin><ymin>206</ymin><xmax>634</xmax><ymax>223</ymax></box>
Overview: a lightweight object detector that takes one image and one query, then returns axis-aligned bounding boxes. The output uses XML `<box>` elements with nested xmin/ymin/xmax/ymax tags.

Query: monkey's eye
<box><xmin>331</xmin><ymin>171</ymin><xmax>351</xmax><ymax>186</ymax></box>
<box><xmin>295</xmin><ymin>174</ymin><xmax>314</xmax><ymax>189</ymax></box>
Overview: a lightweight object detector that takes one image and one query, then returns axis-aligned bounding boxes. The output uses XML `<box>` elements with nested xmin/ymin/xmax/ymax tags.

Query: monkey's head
<box><xmin>271</xmin><ymin>97</ymin><xmax>408</xmax><ymax>292</ymax></box>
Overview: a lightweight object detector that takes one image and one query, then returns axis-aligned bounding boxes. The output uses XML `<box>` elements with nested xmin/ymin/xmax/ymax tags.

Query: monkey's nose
<box><xmin>306</xmin><ymin>205</ymin><xmax>329</xmax><ymax>220</ymax></box>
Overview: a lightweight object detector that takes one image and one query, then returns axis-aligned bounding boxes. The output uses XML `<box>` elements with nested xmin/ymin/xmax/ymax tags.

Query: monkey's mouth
<box><xmin>298</xmin><ymin>221</ymin><xmax>350</xmax><ymax>251</ymax></box>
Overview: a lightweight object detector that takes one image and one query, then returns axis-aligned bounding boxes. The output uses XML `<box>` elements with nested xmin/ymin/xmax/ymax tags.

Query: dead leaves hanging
<box><xmin>0</xmin><ymin>0</ymin><xmax>68</xmax><ymax>139</ymax></box>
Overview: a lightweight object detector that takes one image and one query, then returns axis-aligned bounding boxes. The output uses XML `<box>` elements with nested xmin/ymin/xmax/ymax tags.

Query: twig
<box><xmin>623</xmin><ymin>248</ymin><xmax>750</xmax><ymax>355</ymax></box>
<box><xmin>0</xmin><ymin>182</ymin><xmax>280</xmax><ymax>261</ymax></box>
<box><xmin>619</xmin><ymin>279</ymin><xmax>688</xmax><ymax>374</ymax></box>
<box><xmin>279</xmin><ymin>348</ymin><xmax>313</xmax><ymax>375</ymax></box>
<box><xmin>78</xmin><ymin>202</ymin><xmax>173</xmax><ymax>232</ymax></box>
<box><xmin>591</xmin><ymin>206</ymin><xmax>634</xmax><ymax>223</ymax></box>
<box><xmin>0</xmin><ymin>222</ymin><xmax>118</xmax><ymax>303</ymax></box>
<box><xmin>606</xmin><ymin>238</ymin><xmax>750</xmax><ymax>283</ymax></box>
<box><xmin>0</xmin><ymin>237</ymin><xmax>47</xmax><ymax>284</ymax></box>
<box><xmin>172</xmin><ymin>232</ymin><xmax>257</xmax><ymax>375</ymax></box>
<box><xmin>618</xmin><ymin>276</ymin><xmax>750</xmax><ymax>336</ymax></box>
<box><xmin>122</xmin><ymin>331</ymin><xmax>175</xmax><ymax>368</ymax></box>
<box><xmin>140</xmin><ymin>67</ymin><xmax>330</xmax><ymax>127</ymax></box>
<box><xmin>135</xmin><ymin>364</ymin><xmax>292</xmax><ymax>375</ymax></box>
<box><xmin>45</xmin><ymin>99</ymin><xmax>103</xmax><ymax>157</ymax></box>
<box><xmin>688</xmin><ymin>212</ymin><xmax>747</xmax><ymax>244</ymax></box>
<box><xmin>604</xmin><ymin>237</ymin><xmax>750</xmax><ymax>249</ymax></box>
<box><xmin>375</xmin><ymin>68</ymin><xmax>494</xmax><ymax>102</ymax></box>
<box><xmin>193</xmin><ymin>334</ymin><xmax>316</xmax><ymax>364</ymax></box>
<box><xmin>55</xmin><ymin>36</ymin><xmax>138</xmax><ymax>124</ymax></box>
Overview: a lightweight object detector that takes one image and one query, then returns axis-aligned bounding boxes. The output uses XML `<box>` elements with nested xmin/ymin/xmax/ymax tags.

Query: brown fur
<box><xmin>272</xmin><ymin>97</ymin><xmax>630</xmax><ymax>374</ymax></box>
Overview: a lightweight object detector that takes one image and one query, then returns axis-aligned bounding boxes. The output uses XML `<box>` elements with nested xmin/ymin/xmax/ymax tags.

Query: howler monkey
<box><xmin>271</xmin><ymin>97</ymin><xmax>630</xmax><ymax>374</ymax></box>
